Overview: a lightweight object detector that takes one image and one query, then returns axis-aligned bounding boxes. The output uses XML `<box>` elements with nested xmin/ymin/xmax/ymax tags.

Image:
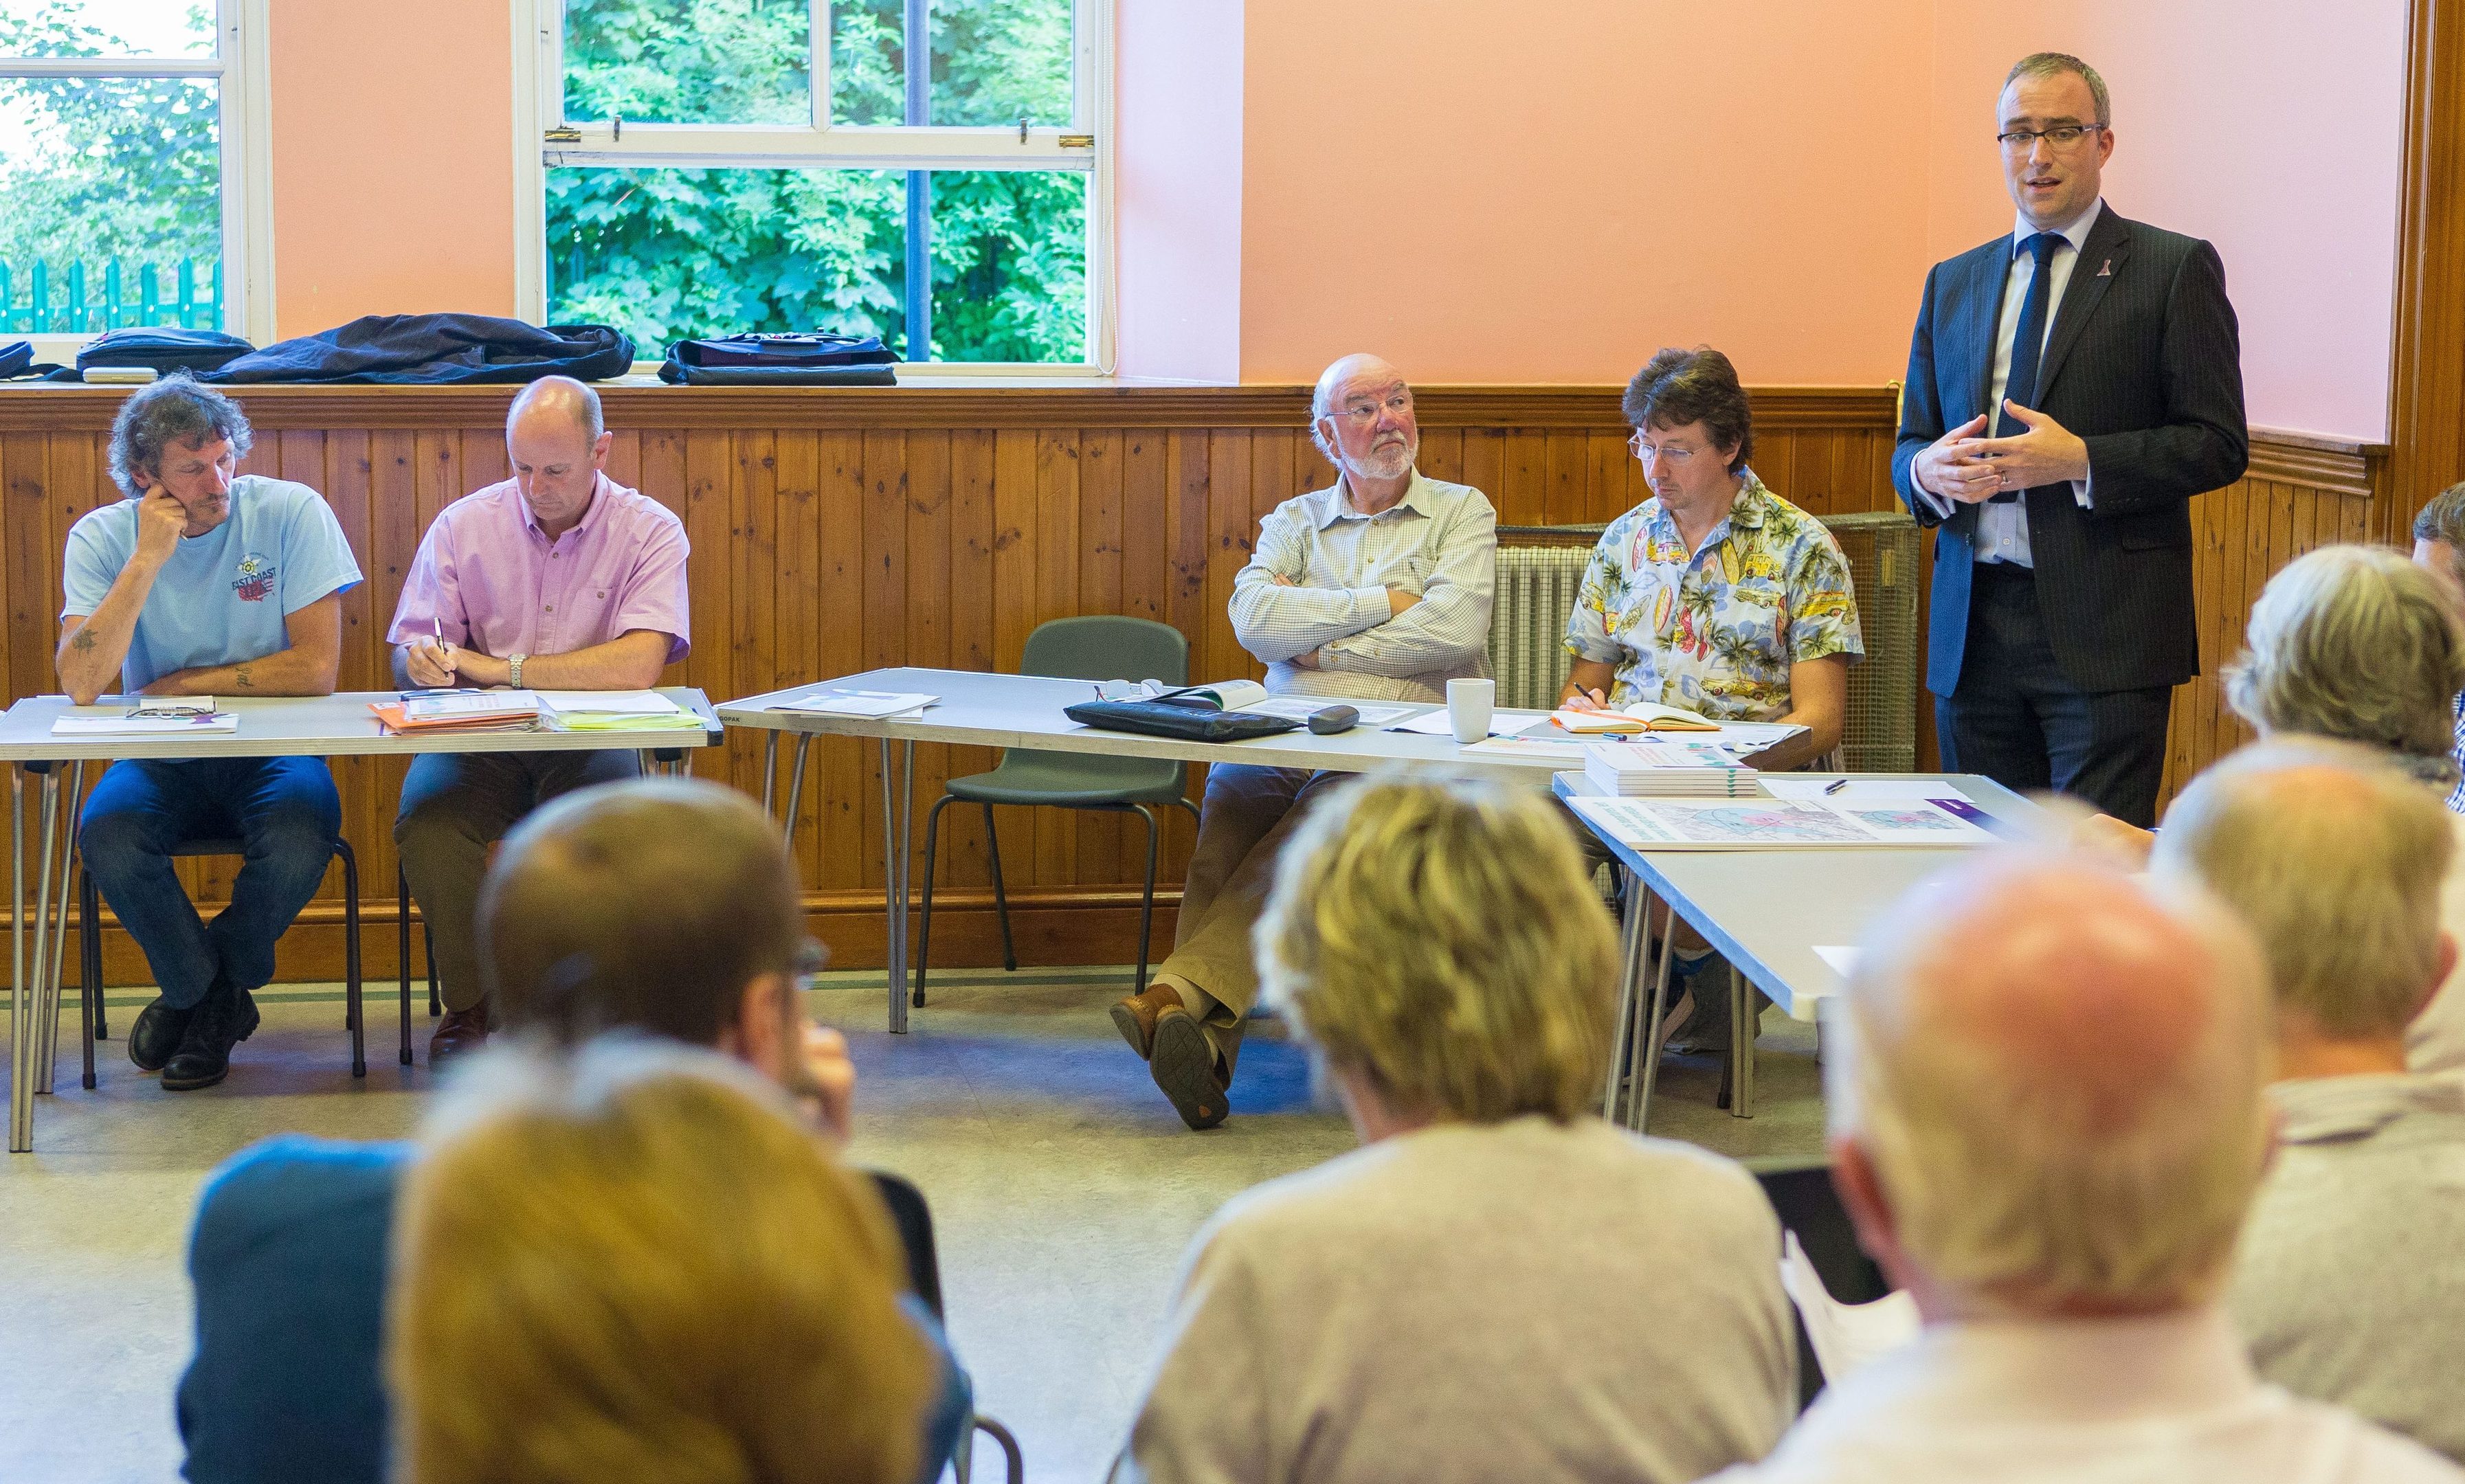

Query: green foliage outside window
<box><xmin>552</xmin><ymin>0</ymin><xmax>1086</xmax><ymax>363</ymax></box>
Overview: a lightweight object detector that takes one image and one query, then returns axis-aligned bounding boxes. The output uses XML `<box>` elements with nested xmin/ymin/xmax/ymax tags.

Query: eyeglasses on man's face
<box><xmin>1629</xmin><ymin>431</ymin><xmax>1702</xmax><ymax>465</ymax></box>
<box><xmin>1331</xmin><ymin>391</ymin><xmax>1414</xmax><ymax>427</ymax></box>
<box><xmin>1997</xmin><ymin>123</ymin><xmax>2104</xmax><ymax>152</ymax></box>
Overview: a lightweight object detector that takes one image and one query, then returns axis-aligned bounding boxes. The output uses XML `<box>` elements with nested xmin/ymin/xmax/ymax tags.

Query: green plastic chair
<box><xmin>913</xmin><ymin>616</ymin><xmax>1202</xmax><ymax>1007</ymax></box>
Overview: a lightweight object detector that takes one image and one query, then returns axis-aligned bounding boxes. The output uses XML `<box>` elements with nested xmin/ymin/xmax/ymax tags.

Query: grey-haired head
<box><xmin>106</xmin><ymin>372</ymin><xmax>253</xmax><ymax>499</ymax></box>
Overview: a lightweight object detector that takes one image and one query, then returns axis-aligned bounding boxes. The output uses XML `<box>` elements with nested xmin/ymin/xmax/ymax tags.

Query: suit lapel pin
<box><xmin>2097</xmin><ymin>258</ymin><xmax>2113</xmax><ymax>277</ymax></box>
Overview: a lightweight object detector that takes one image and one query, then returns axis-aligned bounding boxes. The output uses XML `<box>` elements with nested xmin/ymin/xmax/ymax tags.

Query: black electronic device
<box><xmin>1306</xmin><ymin>704</ymin><xmax>1361</xmax><ymax>735</ymax></box>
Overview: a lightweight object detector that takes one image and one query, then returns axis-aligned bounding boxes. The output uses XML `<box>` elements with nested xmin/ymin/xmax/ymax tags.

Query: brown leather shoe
<box><xmin>1150</xmin><ymin>1007</ymin><xmax>1230</xmax><ymax>1130</ymax></box>
<box><xmin>428</xmin><ymin>1005</ymin><xmax>491</xmax><ymax>1068</ymax></box>
<box><xmin>1110</xmin><ymin>981</ymin><xmax>1187</xmax><ymax>1061</ymax></box>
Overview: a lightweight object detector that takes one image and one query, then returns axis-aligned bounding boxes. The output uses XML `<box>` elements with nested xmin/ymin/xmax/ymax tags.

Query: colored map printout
<box><xmin>1568</xmin><ymin>792</ymin><xmax>2002</xmax><ymax>849</ymax></box>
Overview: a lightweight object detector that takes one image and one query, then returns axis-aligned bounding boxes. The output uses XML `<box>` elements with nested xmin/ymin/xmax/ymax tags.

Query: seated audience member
<box><xmin>2074</xmin><ymin>545</ymin><xmax>2465</xmax><ymax>1072</ymax></box>
<box><xmin>2411</xmin><ymin>482</ymin><xmax>2465</xmax><ymax>811</ymax></box>
<box><xmin>59</xmin><ymin>374</ymin><xmax>361</xmax><ymax>1090</ymax></box>
<box><xmin>177</xmin><ymin>779</ymin><xmax>966</xmax><ymax>1484</ymax></box>
<box><xmin>2150</xmin><ymin>741</ymin><xmax>2465</xmax><ymax>1461</ymax></box>
<box><xmin>1110</xmin><ymin>354</ymin><xmax>1497</xmax><ymax>1130</ymax></box>
<box><xmin>1120</xmin><ymin>771</ymin><xmax>1796</xmax><ymax>1484</ymax></box>
<box><xmin>1563</xmin><ymin>346</ymin><xmax>1864</xmax><ymax>1050</ymax></box>
<box><xmin>390</xmin><ymin>1037</ymin><xmax>933</xmax><ymax>1484</ymax></box>
<box><xmin>1708</xmin><ymin>855</ymin><xmax>2460</xmax><ymax>1483</ymax></box>
<box><xmin>388</xmin><ymin>374</ymin><xmax>690</xmax><ymax>1067</ymax></box>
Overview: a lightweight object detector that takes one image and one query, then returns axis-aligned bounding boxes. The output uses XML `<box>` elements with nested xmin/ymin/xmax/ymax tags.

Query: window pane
<box><xmin>928</xmin><ymin>169</ymin><xmax>1083</xmax><ymax>361</ymax></box>
<box><xmin>563</xmin><ymin>0</ymin><xmax>812</xmax><ymax>127</ymax></box>
<box><xmin>548</xmin><ymin>166</ymin><xmax>908</xmax><ymax>351</ymax></box>
<box><xmin>0</xmin><ymin>75</ymin><xmax>223</xmax><ymax>333</ymax></box>
<box><xmin>930</xmin><ymin>0</ymin><xmax>1073</xmax><ymax>128</ymax></box>
<box><xmin>0</xmin><ymin>0</ymin><xmax>215</xmax><ymax>59</ymax></box>
<box><xmin>544</xmin><ymin>164</ymin><xmax>1088</xmax><ymax>363</ymax></box>
<box><xmin>829</xmin><ymin>0</ymin><xmax>1077</xmax><ymax>128</ymax></box>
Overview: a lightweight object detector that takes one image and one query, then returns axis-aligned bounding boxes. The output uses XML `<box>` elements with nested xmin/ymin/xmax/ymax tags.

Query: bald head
<box><xmin>2154</xmin><ymin>740</ymin><xmax>2452</xmax><ymax>1042</ymax></box>
<box><xmin>478</xmin><ymin>777</ymin><xmax>807</xmax><ymax>1049</ymax></box>
<box><xmin>505</xmin><ymin>376</ymin><xmax>613</xmax><ymax>534</ymax></box>
<box><xmin>508</xmin><ymin>374</ymin><xmax>603</xmax><ymax>444</ymax></box>
<box><xmin>1835</xmin><ymin>854</ymin><xmax>2271</xmax><ymax>1314</ymax></box>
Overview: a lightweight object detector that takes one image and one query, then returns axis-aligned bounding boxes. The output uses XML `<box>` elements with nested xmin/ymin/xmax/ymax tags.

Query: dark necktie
<box><xmin>1989</xmin><ymin>231</ymin><xmax>2066</xmax><ymax>503</ymax></box>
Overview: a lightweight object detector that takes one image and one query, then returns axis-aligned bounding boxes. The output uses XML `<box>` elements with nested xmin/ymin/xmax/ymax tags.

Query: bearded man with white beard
<box><xmin>1108</xmin><ymin>353</ymin><xmax>1497</xmax><ymax>1130</ymax></box>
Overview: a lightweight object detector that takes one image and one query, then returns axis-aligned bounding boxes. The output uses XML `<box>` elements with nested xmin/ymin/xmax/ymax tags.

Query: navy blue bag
<box><xmin>659</xmin><ymin>332</ymin><xmax>897</xmax><ymax>385</ymax></box>
<box><xmin>208</xmin><ymin>315</ymin><xmax>634</xmax><ymax>385</ymax></box>
<box><xmin>52</xmin><ymin>326</ymin><xmax>254</xmax><ymax>379</ymax></box>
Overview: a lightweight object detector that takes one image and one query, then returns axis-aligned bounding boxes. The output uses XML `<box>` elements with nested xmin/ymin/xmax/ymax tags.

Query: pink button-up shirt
<box><xmin>386</xmin><ymin>474</ymin><xmax>691</xmax><ymax>662</ymax></box>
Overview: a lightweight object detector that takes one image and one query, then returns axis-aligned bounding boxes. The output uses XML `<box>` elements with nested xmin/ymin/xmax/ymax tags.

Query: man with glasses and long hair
<box><xmin>1895</xmin><ymin>52</ymin><xmax>2248</xmax><ymax>827</ymax></box>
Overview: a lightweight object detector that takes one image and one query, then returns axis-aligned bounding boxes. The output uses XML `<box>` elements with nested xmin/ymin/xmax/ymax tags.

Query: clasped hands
<box><xmin>1915</xmin><ymin>401</ymin><xmax>2090</xmax><ymax>505</ymax></box>
<box><xmin>1270</xmin><ymin>571</ymin><xmax>1420</xmax><ymax>669</ymax></box>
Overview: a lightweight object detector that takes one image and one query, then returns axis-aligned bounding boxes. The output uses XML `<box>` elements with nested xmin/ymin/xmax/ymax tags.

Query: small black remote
<box><xmin>1306</xmin><ymin>705</ymin><xmax>1360</xmax><ymax>734</ymax></box>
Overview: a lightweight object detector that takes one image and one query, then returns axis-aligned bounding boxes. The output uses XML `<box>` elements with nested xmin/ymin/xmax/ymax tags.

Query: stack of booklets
<box><xmin>368</xmin><ymin>691</ymin><xmax>539</xmax><ymax>734</ymax></box>
<box><xmin>537</xmin><ymin>690</ymin><xmax>700</xmax><ymax>731</ymax></box>
<box><xmin>1583</xmin><ymin>740</ymin><xmax>1759</xmax><ymax>797</ymax></box>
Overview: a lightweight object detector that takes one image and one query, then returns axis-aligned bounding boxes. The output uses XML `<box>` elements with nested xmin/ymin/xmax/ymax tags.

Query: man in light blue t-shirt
<box><xmin>58</xmin><ymin>375</ymin><xmax>361</xmax><ymax>1091</ymax></box>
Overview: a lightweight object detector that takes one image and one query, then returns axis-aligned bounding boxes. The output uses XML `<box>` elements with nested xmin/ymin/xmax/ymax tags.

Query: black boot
<box><xmin>127</xmin><ymin>994</ymin><xmax>196</xmax><ymax>1072</ymax></box>
<box><xmin>161</xmin><ymin>981</ymin><xmax>260</xmax><ymax>1091</ymax></box>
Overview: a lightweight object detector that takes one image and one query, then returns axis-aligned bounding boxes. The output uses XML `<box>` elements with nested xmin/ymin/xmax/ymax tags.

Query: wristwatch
<box><xmin>509</xmin><ymin>653</ymin><xmax>527</xmax><ymax>688</ymax></box>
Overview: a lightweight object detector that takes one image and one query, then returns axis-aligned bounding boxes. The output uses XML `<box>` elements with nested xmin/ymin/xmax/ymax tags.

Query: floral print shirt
<box><xmin>1563</xmin><ymin>471</ymin><xmax>1864</xmax><ymax>721</ymax></box>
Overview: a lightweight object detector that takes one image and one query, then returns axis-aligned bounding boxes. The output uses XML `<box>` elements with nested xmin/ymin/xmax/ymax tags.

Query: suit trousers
<box><xmin>1936</xmin><ymin>561</ymin><xmax>2172</xmax><ymax>827</ymax></box>
<box><xmin>393</xmin><ymin>748</ymin><xmax>642</xmax><ymax>1013</ymax></box>
<box><xmin>1155</xmin><ymin>763</ymin><xmax>1350</xmax><ymax>1079</ymax></box>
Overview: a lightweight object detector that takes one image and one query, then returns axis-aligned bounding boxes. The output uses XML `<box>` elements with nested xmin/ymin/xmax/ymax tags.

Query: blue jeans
<box><xmin>80</xmin><ymin>757</ymin><xmax>342</xmax><ymax>1009</ymax></box>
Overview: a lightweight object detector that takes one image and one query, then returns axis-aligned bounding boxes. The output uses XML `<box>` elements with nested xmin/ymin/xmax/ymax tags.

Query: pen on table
<box><xmin>1825</xmin><ymin>778</ymin><xmax>1849</xmax><ymax>795</ymax></box>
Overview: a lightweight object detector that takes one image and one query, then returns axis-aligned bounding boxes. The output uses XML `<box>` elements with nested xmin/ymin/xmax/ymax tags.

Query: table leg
<box><xmin>761</xmin><ymin>731</ymin><xmax>780</xmax><ymax>815</ymax></box>
<box><xmin>1730</xmin><ymin>962</ymin><xmax>1756</xmax><ymax>1119</ymax></box>
<box><xmin>25</xmin><ymin>769</ymin><xmax>60</xmax><ymax>1110</ymax></box>
<box><xmin>880</xmin><ymin>739</ymin><xmax>915</xmax><ymax>1034</ymax></box>
<box><xmin>10</xmin><ymin>767</ymin><xmax>27</xmax><ymax>1152</ymax></box>
<box><xmin>1635</xmin><ymin>910</ymin><xmax>1677</xmax><ymax>1134</ymax></box>
<box><xmin>783</xmin><ymin>735</ymin><xmax>814</xmax><ymax>851</ymax></box>
<box><xmin>1603</xmin><ymin>867</ymin><xmax>1647</xmax><ymax>1122</ymax></box>
<box><xmin>35</xmin><ymin>761</ymin><xmax>84</xmax><ymax>1095</ymax></box>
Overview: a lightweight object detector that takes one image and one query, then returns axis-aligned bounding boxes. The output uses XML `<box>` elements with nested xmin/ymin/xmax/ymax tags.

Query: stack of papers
<box><xmin>370</xmin><ymin>690</ymin><xmax>539</xmax><ymax>734</ymax></box>
<box><xmin>1583</xmin><ymin>740</ymin><xmax>1759</xmax><ymax>797</ymax></box>
<box><xmin>772</xmin><ymin>689</ymin><xmax>937</xmax><ymax>719</ymax></box>
<box><xmin>537</xmin><ymin>690</ymin><xmax>700</xmax><ymax>732</ymax></box>
<box><xmin>1568</xmin><ymin>787</ymin><xmax>2003</xmax><ymax>850</ymax></box>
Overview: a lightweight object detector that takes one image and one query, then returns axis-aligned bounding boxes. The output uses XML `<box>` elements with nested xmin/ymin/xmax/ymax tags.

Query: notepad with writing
<box><xmin>370</xmin><ymin>690</ymin><xmax>539</xmax><ymax>734</ymax></box>
<box><xmin>1550</xmin><ymin>701</ymin><xmax>1722</xmax><ymax>734</ymax></box>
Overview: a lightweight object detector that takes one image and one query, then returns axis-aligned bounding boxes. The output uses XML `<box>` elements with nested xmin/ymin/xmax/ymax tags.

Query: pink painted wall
<box><xmin>1923</xmin><ymin>2</ymin><xmax>2408</xmax><ymax>441</ymax></box>
<box><xmin>1235</xmin><ymin>0</ymin><xmax>1939</xmax><ymax>388</ymax></box>
<box><xmin>1114</xmin><ymin>0</ymin><xmax>1242</xmax><ymax>382</ymax></box>
<box><xmin>265</xmin><ymin>0</ymin><xmax>517</xmax><ymax>339</ymax></box>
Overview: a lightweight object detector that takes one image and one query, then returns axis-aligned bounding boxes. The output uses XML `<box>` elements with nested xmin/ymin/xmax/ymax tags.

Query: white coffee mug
<box><xmin>1447</xmin><ymin>677</ymin><xmax>1495</xmax><ymax>745</ymax></box>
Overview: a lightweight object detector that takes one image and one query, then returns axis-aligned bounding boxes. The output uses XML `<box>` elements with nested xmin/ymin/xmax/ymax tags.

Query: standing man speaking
<box><xmin>1894</xmin><ymin>52</ymin><xmax>2246</xmax><ymax>825</ymax></box>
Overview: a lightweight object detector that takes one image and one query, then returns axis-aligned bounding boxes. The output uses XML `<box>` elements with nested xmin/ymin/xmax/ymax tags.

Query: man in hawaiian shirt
<box><xmin>1563</xmin><ymin>347</ymin><xmax>1863</xmax><ymax>771</ymax></box>
<box><xmin>1561</xmin><ymin>346</ymin><xmax>1864</xmax><ymax>1051</ymax></box>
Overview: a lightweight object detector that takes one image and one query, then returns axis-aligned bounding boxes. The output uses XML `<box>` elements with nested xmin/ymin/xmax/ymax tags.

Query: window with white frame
<box><xmin>516</xmin><ymin>0</ymin><xmax>1110</xmax><ymax>369</ymax></box>
<box><xmin>0</xmin><ymin>0</ymin><xmax>269</xmax><ymax>350</ymax></box>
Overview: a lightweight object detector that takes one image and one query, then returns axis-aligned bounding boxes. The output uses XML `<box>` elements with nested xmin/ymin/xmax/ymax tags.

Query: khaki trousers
<box><xmin>1158</xmin><ymin>764</ymin><xmax>1350</xmax><ymax>1076</ymax></box>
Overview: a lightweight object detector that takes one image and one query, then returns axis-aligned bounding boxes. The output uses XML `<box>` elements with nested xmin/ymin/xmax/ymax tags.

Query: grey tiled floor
<box><xmin>0</xmin><ymin>969</ymin><xmax>1825</xmax><ymax>1483</ymax></box>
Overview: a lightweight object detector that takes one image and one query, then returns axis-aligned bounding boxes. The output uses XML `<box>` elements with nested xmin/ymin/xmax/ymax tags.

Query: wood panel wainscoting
<box><xmin>0</xmin><ymin>383</ymin><xmax>2383</xmax><ymax>981</ymax></box>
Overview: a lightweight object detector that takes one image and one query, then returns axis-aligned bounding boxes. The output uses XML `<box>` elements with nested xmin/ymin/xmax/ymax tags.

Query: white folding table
<box><xmin>718</xmin><ymin>667</ymin><xmax>1577</xmax><ymax>1033</ymax></box>
<box><xmin>0</xmin><ymin>688</ymin><xmax>722</xmax><ymax>1151</ymax></box>
<box><xmin>1552</xmin><ymin>771</ymin><xmax>2043</xmax><ymax>1127</ymax></box>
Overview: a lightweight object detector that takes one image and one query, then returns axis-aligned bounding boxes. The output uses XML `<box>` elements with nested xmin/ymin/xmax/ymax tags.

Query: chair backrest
<box><xmin>1749</xmin><ymin>1156</ymin><xmax>1892</xmax><ymax>1410</ymax></box>
<box><xmin>867</xmin><ymin>1169</ymin><xmax>946</xmax><ymax>1322</ymax></box>
<box><xmin>1020</xmin><ymin>616</ymin><xmax>1189</xmax><ymax>687</ymax></box>
<box><xmin>1488</xmin><ymin>512</ymin><xmax>1920</xmax><ymax>772</ymax></box>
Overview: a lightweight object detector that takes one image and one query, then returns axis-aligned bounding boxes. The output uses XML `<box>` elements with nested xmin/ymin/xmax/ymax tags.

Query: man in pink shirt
<box><xmin>386</xmin><ymin>376</ymin><xmax>690</xmax><ymax>1065</ymax></box>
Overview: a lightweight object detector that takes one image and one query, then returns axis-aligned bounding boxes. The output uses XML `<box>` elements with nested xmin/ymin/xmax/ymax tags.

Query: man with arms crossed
<box><xmin>388</xmin><ymin>375</ymin><xmax>689</xmax><ymax>1066</ymax></box>
<box><xmin>1108</xmin><ymin>353</ymin><xmax>1496</xmax><ymax>1130</ymax></box>
<box><xmin>1895</xmin><ymin>53</ymin><xmax>2247</xmax><ymax>826</ymax></box>
<box><xmin>1710</xmin><ymin>855</ymin><xmax>2459</xmax><ymax>1482</ymax></box>
<box><xmin>59</xmin><ymin>375</ymin><xmax>361</xmax><ymax>1090</ymax></box>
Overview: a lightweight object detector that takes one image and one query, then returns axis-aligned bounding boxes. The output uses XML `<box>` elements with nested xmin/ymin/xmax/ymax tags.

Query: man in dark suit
<box><xmin>1893</xmin><ymin>52</ymin><xmax>2247</xmax><ymax>826</ymax></box>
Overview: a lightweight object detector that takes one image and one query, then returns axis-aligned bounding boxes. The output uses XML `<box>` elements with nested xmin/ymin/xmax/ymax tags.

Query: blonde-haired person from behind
<box><xmin>388</xmin><ymin>1037</ymin><xmax>934</xmax><ymax>1484</ymax></box>
<box><xmin>1117</xmin><ymin>769</ymin><xmax>1796</xmax><ymax>1484</ymax></box>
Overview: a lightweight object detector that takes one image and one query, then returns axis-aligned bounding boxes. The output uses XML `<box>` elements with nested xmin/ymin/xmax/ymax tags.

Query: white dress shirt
<box><xmin>1920</xmin><ymin>199</ymin><xmax>2103</xmax><ymax>567</ymax></box>
<box><xmin>1706</xmin><ymin>1306</ymin><xmax>2462</xmax><ymax>1483</ymax></box>
<box><xmin>1226</xmin><ymin>469</ymin><xmax>1495</xmax><ymax>704</ymax></box>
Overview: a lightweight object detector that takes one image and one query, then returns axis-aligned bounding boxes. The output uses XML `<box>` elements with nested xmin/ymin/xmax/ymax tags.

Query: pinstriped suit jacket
<box><xmin>1890</xmin><ymin>205</ymin><xmax>2248</xmax><ymax>696</ymax></box>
